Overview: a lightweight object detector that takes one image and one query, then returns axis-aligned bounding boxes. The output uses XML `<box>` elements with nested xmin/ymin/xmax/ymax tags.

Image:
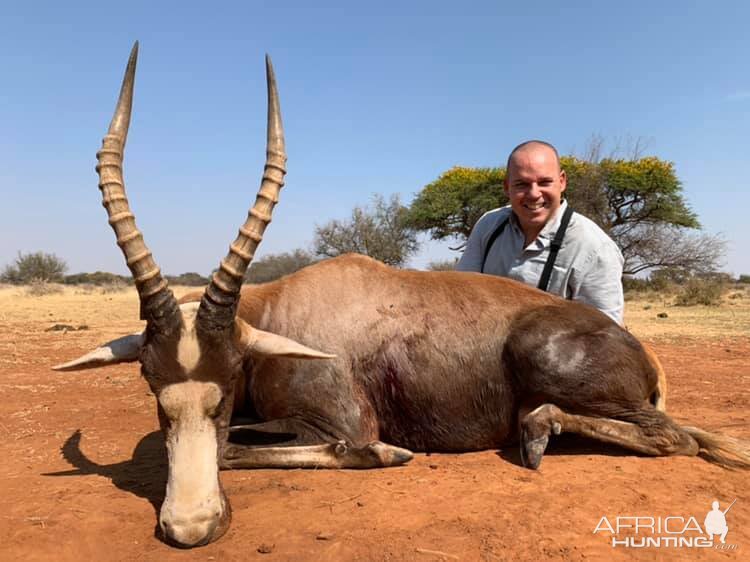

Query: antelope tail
<box><xmin>682</xmin><ymin>426</ymin><xmax>750</xmax><ymax>469</ymax></box>
<box><xmin>642</xmin><ymin>343</ymin><xmax>667</xmax><ymax>412</ymax></box>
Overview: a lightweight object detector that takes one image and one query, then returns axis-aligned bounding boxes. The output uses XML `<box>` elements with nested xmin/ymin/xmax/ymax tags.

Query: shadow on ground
<box><xmin>43</xmin><ymin>429</ymin><xmax>167</xmax><ymax>513</ymax></box>
<box><xmin>497</xmin><ymin>433</ymin><xmax>637</xmax><ymax>465</ymax></box>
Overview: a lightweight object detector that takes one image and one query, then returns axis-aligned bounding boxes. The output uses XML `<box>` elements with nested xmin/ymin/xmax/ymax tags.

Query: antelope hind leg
<box><xmin>221</xmin><ymin>440</ymin><xmax>413</xmax><ymax>469</ymax></box>
<box><xmin>519</xmin><ymin>403</ymin><xmax>699</xmax><ymax>469</ymax></box>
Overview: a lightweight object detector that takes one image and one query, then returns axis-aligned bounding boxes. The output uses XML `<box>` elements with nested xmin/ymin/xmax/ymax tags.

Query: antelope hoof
<box><xmin>520</xmin><ymin>431</ymin><xmax>549</xmax><ymax>470</ymax></box>
<box><xmin>366</xmin><ymin>441</ymin><xmax>414</xmax><ymax>466</ymax></box>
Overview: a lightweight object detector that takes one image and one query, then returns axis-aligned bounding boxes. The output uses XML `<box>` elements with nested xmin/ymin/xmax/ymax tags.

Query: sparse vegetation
<box><xmin>314</xmin><ymin>194</ymin><xmax>419</xmax><ymax>267</ymax></box>
<box><xmin>1</xmin><ymin>251</ymin><xmax>68</xmax><ymax>284</ymax></box>
<box><xmin>673</xmin><ymin>276</ymin><xmax>728</xmax><ymax>307</ymax></box>
<box><xmin>426</xmin><ymin>259</ymin><xmax>457</xmax><ymax>271</ymax></box>
<box><xmin>245</xmin><ymin>250</ymin><xmax>318</xmax><ymax>284</ymax></box>
<box><xmin>63</xmin><ymin>271</ymin><xmax>132</xmax><ymax>286</ymax></box>
<box><xmin>25</xmin><ymin>279</ymin><xmax>64</xmax><ymax>296</ymax></box>
<box><xmin>623</xmin><ymin>268</ymin><xmax>735</xmax><ymax>308</ymax></box>
<box><xmin>165</xmin><ymin>272</ymin><xmax>210</xmax><ymax>286</ymax></box>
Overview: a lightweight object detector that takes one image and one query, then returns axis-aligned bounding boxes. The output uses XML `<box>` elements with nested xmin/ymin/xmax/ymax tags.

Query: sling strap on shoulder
<box><xmin>479</xmin><ymin>205</ymin><xmax>574</xmax><ymax>292</ymax></box>
<box><xmin>480</xmin><ymin>215</ymin><xmax>509</xmax><ymax>274</ymax></box>
<box><xmin>536</xmin><ymin>205</ymin><xmax>574</xmax><ymax>292</ymax></box>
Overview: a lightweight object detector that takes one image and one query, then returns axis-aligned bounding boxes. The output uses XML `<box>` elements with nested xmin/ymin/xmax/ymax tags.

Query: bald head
<box><xmin>506</xmin><ymin>140</ymin><xmax>560</xmax><ymax>173</ymax></box>
<box><xmin>503</xmin><ymin>139</ymin><xmax>567</xmax><ymax>243</ymax></box>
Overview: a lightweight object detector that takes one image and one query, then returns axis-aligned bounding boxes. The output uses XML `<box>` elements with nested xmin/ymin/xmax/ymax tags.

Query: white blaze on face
<box><xmin>177</xmin><ymin>302</ymin><xmax>202</xmax><ymax>374</ymax></box>
<box><xmin>158</xmin><ymin>381</ymin><xmax>224</xmax><ymax>547</ymax></box>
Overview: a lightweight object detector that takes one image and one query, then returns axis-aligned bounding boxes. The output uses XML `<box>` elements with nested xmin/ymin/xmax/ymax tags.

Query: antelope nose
<box><xmin>160</xmin><ymin>510</ymin><xmax>219</xmax><ymax>548</ymax></box>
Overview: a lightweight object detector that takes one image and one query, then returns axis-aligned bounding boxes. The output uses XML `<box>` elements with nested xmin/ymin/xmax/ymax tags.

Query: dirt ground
<box><xmin>0</xmin><ymin>285</ymin><xmax>748</xmax><ymax>561</ymax></box>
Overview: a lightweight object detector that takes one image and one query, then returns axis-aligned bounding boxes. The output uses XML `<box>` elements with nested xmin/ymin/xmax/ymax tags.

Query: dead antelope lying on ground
<box><xmin>55</xmin><ymin>43</ymin><xmax>750</xmax><ymax>548</ymax></box>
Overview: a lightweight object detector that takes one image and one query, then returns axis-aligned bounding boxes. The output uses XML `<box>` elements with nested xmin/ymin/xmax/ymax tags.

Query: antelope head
<box><xmin>54</xmin><ymin>43</ymin><xmax>333</xmax><ymax>548</ymax></box>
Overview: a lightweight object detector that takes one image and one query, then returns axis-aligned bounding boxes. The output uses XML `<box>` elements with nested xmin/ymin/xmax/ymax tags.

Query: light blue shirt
<box><xmin>456</xmin><ymin>200</ymin><xmax>625</xmax><ymax>324</ymax></box>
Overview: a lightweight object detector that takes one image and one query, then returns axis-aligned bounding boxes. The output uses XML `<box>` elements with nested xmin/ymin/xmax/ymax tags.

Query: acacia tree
<box><xmin>566</xmin><ymin>156</ymin><xmax>725</xmax><ymax>274</ymax></box>
<box><xmin>406</xmin><ymin>166</ymin><xmax>506</xmax><ymax>245</ymax></box>
<box><xmin>313</xmin><ymin>194</ymin><xmax>419</xmax><ymax>267</ymax></box>
<box><xmin>615</xmin><ymin>224</ymin><xmax>725</xmax><ymax>275</ymax></box>
<box><xmin>406</xmin><ymin>155</ymin><xmax>725</xmax><ymax>275</ymax></box>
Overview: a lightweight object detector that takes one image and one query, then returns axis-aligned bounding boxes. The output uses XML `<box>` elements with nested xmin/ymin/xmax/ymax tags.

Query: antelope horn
<box><xmin>97</xmin><ymin>42</ymin><xmax>179</xmax><ymax>330</ymax></box>
<box><xmin>198</xmin><ymin>55</ymin><xmax>286</xmax><ymax>330</ymax></box>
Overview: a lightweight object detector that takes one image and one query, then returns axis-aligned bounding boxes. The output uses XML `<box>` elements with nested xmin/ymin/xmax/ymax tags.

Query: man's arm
<box><xmin>572</xmin><ymin>242</ymin><xmax>625</xmax><ymax>325</ymax></box>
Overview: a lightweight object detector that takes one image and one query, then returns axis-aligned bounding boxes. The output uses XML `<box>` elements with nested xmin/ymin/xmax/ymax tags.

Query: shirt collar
<box><xmin>538</xmin><ymin>199</ymin><xmax>569</xmax><ymax>241</ymax></box>
<box><xmin>509</xmin><ymin>199</ymin><xmax>569</xmax><ymax>250</ymax></box>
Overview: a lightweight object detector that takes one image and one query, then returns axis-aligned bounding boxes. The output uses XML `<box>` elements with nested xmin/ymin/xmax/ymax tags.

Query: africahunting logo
<box><xmin>593</xmin><ymin>499</ymin><xmax>738</xmax><ymax>550</ymax></box>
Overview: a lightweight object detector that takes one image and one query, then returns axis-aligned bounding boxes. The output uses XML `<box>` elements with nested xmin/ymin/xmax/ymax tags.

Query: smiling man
<box><xmin>457</xmin><ymin>140</ymin><xmax>625</xmax><ymax>324</ymax></box>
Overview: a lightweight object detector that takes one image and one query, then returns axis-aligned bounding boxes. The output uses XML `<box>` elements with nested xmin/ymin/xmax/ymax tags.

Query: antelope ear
<box><xmin>52</xmin><ymin>332</ymin><xmax>145</xmax><ymax>371</ymax></box>
<box><xmin>235</xmin><ymin>318</ymin><xmax>335</xmax><ymax>360</ymax></box>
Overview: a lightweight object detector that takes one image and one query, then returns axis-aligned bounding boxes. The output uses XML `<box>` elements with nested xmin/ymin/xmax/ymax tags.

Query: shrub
<box><xmin>100</xmin><ymin>280</ymin><xmax>128</xmax><ymax>294</ymax></box>
<box><xmin>623</xmin><ymin>268</ymin><xmax>688</xmax><ymax>295</ymax></box>
<box><xmin>2</xmin><ymin>251</ymin><xmax>67</xmax><ymax>284</ymax></box>
<box><xmin>64</xmin><ymin>271</ymin><xmax>132</xmax><ymax>286</ymax></box>
<box><xmin>622</xmin><ymin>276</ymin><xmax>650</xmax><ymax>293</ymax></box>
<box><xmin>26</xmin><ymin>279</ymin><xmax>64</xmax><ymax>296</ymax></box>
<box><xmin>426</xmin><ymin>259</ymin><xmax>457</xmax><ymax>271</ymax></box>
<box><xmin>674</xmin><ymin>277</ymin><xmax>726</xmax><ymax>306</ymax></box>
<box><xmin>165</xmin><ymin>272</ymin><xmax>210</xmax><ymax>286</ymax></box>
<box><xmin>245</xmin><ymin>250</ymin><xmax>318</xmax><ymax>284</ymax></box>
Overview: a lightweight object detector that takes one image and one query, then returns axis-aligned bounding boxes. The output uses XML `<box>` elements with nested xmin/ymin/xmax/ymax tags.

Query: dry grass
<box><xmin>624</xmin><ymin>284</ymin><xmax>750</xmax><ymax>340</ymax></box>
<box><xmin>25</xmin><ymin>281</ymin><xmax>64</xmax><ymax>297</ymax></box>
<box><xmin>1</xmin><ymin>283</ymin><xmax>747</xmax><ymax>348</ymax></box>
<box><xmin>0</xmin><ymin>285</ymin><xmax>199</xmax><ymax>367</ymax></box>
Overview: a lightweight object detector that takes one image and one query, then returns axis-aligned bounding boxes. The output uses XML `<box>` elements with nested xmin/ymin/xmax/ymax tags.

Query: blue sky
<box><xmin>2</xmin><ymin>1</ymin><xmax>748</xmax><ymax>276</ymax></box>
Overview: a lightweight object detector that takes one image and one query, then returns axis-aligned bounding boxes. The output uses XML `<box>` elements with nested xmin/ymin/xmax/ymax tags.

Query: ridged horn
<box><xmin>97</xmin><ymin>42</ymin><xmax>179</xmax><ymax>329</ymax></box>
<box><xmin>198</xmin><ymin>55</ymin><xmax>286</xmax><ymax>330</ymax></box>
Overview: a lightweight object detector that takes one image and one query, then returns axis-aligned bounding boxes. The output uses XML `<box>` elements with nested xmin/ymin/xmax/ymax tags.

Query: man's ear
<box><xmin>559</xmin><ymin>169</ymin><xmax>568</xmax><ymax>195</ymax></box>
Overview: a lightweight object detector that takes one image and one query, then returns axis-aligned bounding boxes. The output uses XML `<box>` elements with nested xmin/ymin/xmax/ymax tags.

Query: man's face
<box><xmin>504</xmin><ymin>145</ymin><xmax>567</xmax><ymax>237</ymax></box>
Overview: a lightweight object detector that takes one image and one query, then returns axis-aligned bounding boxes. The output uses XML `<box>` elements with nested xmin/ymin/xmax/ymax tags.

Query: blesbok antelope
<box><xmin>55</xmin><ymin>43</ymin><xmax>750</xmax><ymax>548</ymax></box>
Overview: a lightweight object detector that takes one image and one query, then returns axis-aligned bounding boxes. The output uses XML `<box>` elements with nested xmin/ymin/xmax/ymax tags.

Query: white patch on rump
<box><xmin>158</xmin><ymin>381</ymin><xmax>224</xmax><ymax>546</ymax></box>
<box><xmin>177</xmin><ymin>302</ymin><xmax>202</xmax><ymax>374</ymax></box>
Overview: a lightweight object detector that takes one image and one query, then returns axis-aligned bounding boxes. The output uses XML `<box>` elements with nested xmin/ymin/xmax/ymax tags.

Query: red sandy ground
<box><xmin>1</xmin><ymin>325</ymin><xmax>748</xmax><ymax>561</ymax></box>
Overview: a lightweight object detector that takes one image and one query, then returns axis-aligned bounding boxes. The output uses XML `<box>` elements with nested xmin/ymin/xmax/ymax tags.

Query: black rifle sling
<box><xmin>480</xmin><ymin>217</ymin><xmax>509</xmax><ymax>273</ymax></box>
<box><xmin>480</xmin><ymin>206</ymin><xmax>574</xmax><ymax>292</ymax></box>
<box><xmin>536</xmin><ymin>205</ymin><xmax>574</xmax><ymax>291</ymax></box>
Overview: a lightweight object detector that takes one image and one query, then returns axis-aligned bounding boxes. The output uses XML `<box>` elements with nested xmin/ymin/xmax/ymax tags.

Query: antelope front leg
<box><xmin>221</xmin><ymin>440</ymin><xmax>413</xmax><ymax>469</ymax></box>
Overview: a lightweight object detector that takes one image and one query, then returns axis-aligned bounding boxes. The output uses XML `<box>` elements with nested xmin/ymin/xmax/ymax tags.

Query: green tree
<box><xmin>406</xmin><ymin>167</ymin><xmax>506</xmax><ymax>243</ymax></box>
<box><xmin>1</xmin><ymin>251</ymin><xmax>68</xmax><ymax>284</ymax></box>
<box><xmin>314</xmin><ymin>194</ymin><xmax>419</xmax><ymax>267</ymax></box>
<box><xmin>558</xmin><ymin>156</ymin><xmax>609</xmax><ymax>227</ymax></box>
